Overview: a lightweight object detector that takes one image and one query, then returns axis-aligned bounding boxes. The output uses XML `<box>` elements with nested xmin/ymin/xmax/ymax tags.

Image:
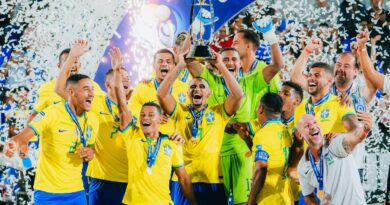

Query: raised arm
<box><xmin>109</xmin><ymin>47</ymin><xmax>133</xmax><ymax>130</ymax></box>
<box><xmin>156</xmin><ymin>54</ymin><xmax>185</xmax><ymax>115</ymax></box>
<box><xmin>252</xmin><ymin>16</ymin><xmax>284</xmax><ymax>83</ymax></box>
<box><xmin>211</xmin><ymin>51</ymin><xmax>244</xmax><ymax>116</ymax></box>
<box><xmin>186</xmin><ymin>61</ymin><xmax>204</xmax><ymax>77</ymax></box>
<box><xmin>247</xmin><ymin>160</ymin><xmax>267</xmax><ymax>205</ymax></box>
<box><xmin>290</xmin><ymin>38</ymin><xmax>322</xmax><ymax>91</ymax></box>
<box><xmin>54</xmin><ymin>39</ymin><xmax>89</xmax><ymax>99</ymax></box>
<box><xmin>342</xmin><ymin>113</ymin><xmax>372</xmax><ymax>154</ymax></box>
<box><xmin>355</xmin><ymin>32</ymin><xmax>384</xmax><ymax>94</ymax></box>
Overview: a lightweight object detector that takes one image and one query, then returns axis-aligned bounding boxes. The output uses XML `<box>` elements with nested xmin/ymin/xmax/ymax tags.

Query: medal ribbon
<box><xmin>188</xmin><ymin>105</ymin><xmax>207</xmax><ymax>140</ymax></box>
<box><xmin>146</xmin><ymin>135</ymin><xmax>162</xmax><ymax>170</ymax></box>
<box><xmin>154</xmin><ymin>79</ymin><xmax>172</xmax><ymax>94</ymax></box>
<box><xmin>309</xmin><ymin>150</ymin><xmax>324</xmax><ymax>191</ymax></box>
<box><xmin>65</xmin><ymin>101</ymin><xmax>86</xmax><ymax>147</ymax></box>
<box><xmin>305</xmin><ymin>93</ymin><xmax>331</xmax><ymax>115</ymax></box>
<box><xmin>238</xmin><ymin>59</ymin><xmax>258</xmax><ymax>79</ymax></box>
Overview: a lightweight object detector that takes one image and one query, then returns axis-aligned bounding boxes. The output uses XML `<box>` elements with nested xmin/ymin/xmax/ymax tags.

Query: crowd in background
<box><xmin>0</xmin><ymin>0</ymin><xmax>389</xmax><ymax>204</ymax></box>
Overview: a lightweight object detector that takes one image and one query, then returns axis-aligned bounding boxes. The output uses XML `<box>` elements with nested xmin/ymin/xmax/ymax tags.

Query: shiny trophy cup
<box><xmin>186</xmin><ymin>0</ymin><xmax>217</xmax><ymax>60</ymax></box>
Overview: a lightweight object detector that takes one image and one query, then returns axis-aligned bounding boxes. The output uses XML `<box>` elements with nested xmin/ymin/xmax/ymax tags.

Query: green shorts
<box><xmin>221</xmin><ymin>151</ymin><xmax>253</xmax><ymax>204</ymax></box>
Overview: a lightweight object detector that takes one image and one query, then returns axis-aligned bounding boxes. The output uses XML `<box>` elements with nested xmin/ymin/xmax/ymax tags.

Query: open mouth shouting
<box><xmin>192</xmin><ymin>93</ymin><xmax>203</xmax><ymax>105</ymax></box>
<box><xmin>160</xmin><ymin>67</ymin><xmax>169</xmax><ymax>77</ymax></box>
<box><xmin>141</xmin><ymin>121</ymin><xmax>151</xmax><ymax>127</ymax></box>
<box><xmin>227</xmin><ymin>66</ymin><xmax>236</xmax><ymax>73</ymax></box>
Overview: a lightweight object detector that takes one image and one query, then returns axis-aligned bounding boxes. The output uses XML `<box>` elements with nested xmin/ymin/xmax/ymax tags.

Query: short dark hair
<box><xmin>142</xmin><ymin>102</ymin><xmax>162</xmax><ymax>115</ymax></box>
<box><xmin>153</xmin><ymin>48</ymin><xmax>175</xmax><ymax>63</ymax></box>
<box><xmin>220</xmin><ymin>47</ymin><xmax>239</xmax><ymax>54</ymax></box>
<box><xmin>191</xmin><ymin>76</ymin><xmax>210</xmax><ymax>87</ymax></box>
<box><xmin>104</xmin><ymin>67</ymin><xmax>127</xmax><ymax>82</ymax></box>
<box><xmin>309</xmin><ymin>62</ymin><xmax>333</xmax><ymax>76</ymax></box>
<box><xmin>66</xmin><ymin>74</ymin><xmax>90</xmax><ymax>87</ymax></box>
<box><xmin>260</xmin><ymin>92</ymin><xmax>283</xmax><ymax>114</ymax></box>
<box><xmin>282</xmin><ymin>81</ymin><xmax>303</xmax><ymax>102</ymax></box>
<box><xmin>236</xmin><ymin>29</ymin><xmax>260</xmax><ymax>50</ymax></box>
<box><xmin>59</xmin><ymin>48</ymin><xmax>70</xmax><ymax>63</ymax></box>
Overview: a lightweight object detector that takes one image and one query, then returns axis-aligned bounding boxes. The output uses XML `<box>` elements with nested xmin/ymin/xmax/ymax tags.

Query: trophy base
<box><xmin>186</xmin><ymin>45</ymin><xmax>215</xmax><ymax>61</ymax></box>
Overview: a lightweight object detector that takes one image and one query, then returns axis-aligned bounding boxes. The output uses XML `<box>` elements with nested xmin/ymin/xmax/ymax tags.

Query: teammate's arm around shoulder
<box><xmin>109</xmin><ymin>47</ymin><xmax>133</xmax><ymax>131</ymax></box>
<box><xmin>54</xmin><ymin>39</ymin><xmax>89</xmax><ymax>99</ymax></box>
<box><xmin>211</xmin><ymin>51</ymin><xmax>243</xmax><ymax>116</ymax></box>
<box><xmin>156</xmin><ymin>53</ymin><xmax>185</xmax><ymax>115</ymax></box>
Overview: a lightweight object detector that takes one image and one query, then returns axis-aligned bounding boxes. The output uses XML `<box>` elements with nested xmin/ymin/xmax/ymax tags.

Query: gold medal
<box><xmin>317</xmin><ymin>190</ymin><xmax>324</xmax><ymax>199</ymax></box>
<box><xmin>191</xmin><ymin>137</ymin><xmax>198</xmax><ymax>144</ymax></box>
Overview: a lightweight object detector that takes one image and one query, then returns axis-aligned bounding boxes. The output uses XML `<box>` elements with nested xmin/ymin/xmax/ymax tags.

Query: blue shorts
<box><xmin>34</xmin><ymin>190</ymin><xmax>87</xmax><ymax>205</ymax></box>
<box><xmin>89</xmin><ymin>177</ymin><xmax>127</xmax><ymax>205</ymax></box>
<box><xmin>170</xmin><ymin>181</ymin><xmax>227</xmax><ymax>205</ymax></box>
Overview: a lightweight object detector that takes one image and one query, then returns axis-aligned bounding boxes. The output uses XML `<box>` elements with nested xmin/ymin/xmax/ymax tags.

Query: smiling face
<box><xmin>297</xmin><ymin>114</ymin><xmax>323</xmax><ymax>147</ymax></box>
<box><xmin>140</xmin><ymin>105</ymin><xmax>161</xmax><ymax>136</ymax></box>
<box><xmin>334</xmin><ymin>54</ymin><xmax>358</xmax><ymax>86</ymax></box>
<box><xmin>154</xmin><ymin>52</ymin><xmax>175</xmax><ymax>83</ymax></box>
<box><xmin>69</xmin><ymin>78</ymin><xmax>94</xmax><ymax>112</ymax></box>
<box><xmin>188</xmin><ymin>78</ymin><xmax>211</xmax><ymax>108</ymax></box>
<box><xmin>59</xmin><ymin>52</ymin><xmax>81</xmax><ymax>74</ymax></box>
<box><xmin>221</xmin><ymin>50</ymin><xmax>241</xmax><ymax>76</ymax></box>
<box><xmin>233</xmin><ymin>33</ymin><xmax>249</xmax><ymax>59</ymax></box>
<box><xmin>307</xmin><ymin>67</ymin><xmax>332</xmax><ymax>97</ymax></box>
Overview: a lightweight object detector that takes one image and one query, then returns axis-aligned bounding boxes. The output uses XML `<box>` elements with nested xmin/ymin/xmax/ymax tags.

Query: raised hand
<box><xmin>357</xmin><ymin>111</ymin><xmax>372</xmax><ymax>132</ymax></box>
<box><xmin>356</xmin><ymin>31</ymin><xmax>369</xmax><ymax>47</ymax></box>
<box><xmin>252</xmin><ymin>15</ymin><xmax>273</xmax><ymax>33</ymax></box>
<box><xmin>305</xmin><ymin>38</ymin><xmax>322</xmax><ymax>54</ymax></box>
<box><xmin>208</xmin><ymin>50</ymin><xmax>223</xmax><ymax>68</ymax></box>
<box><xmin>109</xmin><ymin>47</ymin><xmax>123</xmax><ymax>71</ymax></box>
<box><xmin>69</xmin><ymin>39</ymin><xmax>89</xmax><ymax>58</ymax></box>
<box><xmin>77</xmin><ymin>146</ymin><xmax>95</xmax><ymax>162</ymax></box>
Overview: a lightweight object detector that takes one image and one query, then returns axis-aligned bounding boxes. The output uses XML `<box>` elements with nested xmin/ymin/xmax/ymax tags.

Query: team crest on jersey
<box><xmin>320</xmin><ymin>109</ymin><xmax>330</xmax><ymax>121</ymax></box>
<box><xmin>33</xmin><ymin>111</ymin><xmax>45</xmax><ymax>122</ymax></box>
<box><xmin>325</xmin><ymin>152</ymin><xmax>334</xmax><ymax>165</ymax></box>
<box><xmin>205</xmin><ymin>112</ymin><xmax>215</xmax><ymax>124</ymax></box>
<box><xmin>163</xmin><ymin>144</ymin><xmax>172</xmax><ymax>156</ymax></box>
<box><xmin>178</xmin><ymin>93</ymin><xmax>186</xmax><ymax>103</ymax></box>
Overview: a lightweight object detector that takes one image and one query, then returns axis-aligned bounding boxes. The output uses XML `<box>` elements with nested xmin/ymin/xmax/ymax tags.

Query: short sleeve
<box><xmin>29</xmin><ymin>109</ymin><xmax>53</xmax><ymax>137</ymax></box>
<box><xmin>32</xmin><ymin>98</ymin><xmax>48</xmax><ymax>113</ymax></box>
<box><xmin>328</xmin><ymin>134</ymin><xmax>349</xmax><ymax>158</ymax></box>
<box><xmin>171</xmin><ymin>143</ymin><xmax>184</xmax><ymax>168</ymax></box>
<box><xmin>384</xmin><ymin>75</ymin><xmax>390</xmax><ymax>94</ymax></box>
<box><xmin>252</xmin><ymin>134</ymin><xmax>271</xmax><ymax>162</ymax></box>
<box><xmin>339</xmin><ymin>103</ymin><xmax>355</xmax><ymax>120</ymax></box>
<box><xmin>216</xmin><ymin>104</ymin><xmax>231</xmax><ymax>124</ymax></box>
<box><xmin>298</xmin><ymin>160</ymin><xmax>316</xmax><ymax>196</ymax></box>
<box><xmin>168</xmin><ymin>103</ymin><xmax>186</xmax><ymax>122</ymax></box>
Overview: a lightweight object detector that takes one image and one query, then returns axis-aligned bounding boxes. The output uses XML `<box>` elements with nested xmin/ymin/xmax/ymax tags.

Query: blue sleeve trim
<box><xmin>119</xmin><ymin>117</ymin><xmax>136</xmax><ymax>133</ymax></box>
<box><xmin>248</xmin><ymin>122</ymin><xmax>255</xmax><ymax>138</ymax></box>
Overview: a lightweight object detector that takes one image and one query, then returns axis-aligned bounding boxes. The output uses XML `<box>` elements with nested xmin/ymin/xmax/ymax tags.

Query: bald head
<box><xmin>297</xmin><ymin>114</ymin><xmax>323</xmax><ymax>146</ymax></box>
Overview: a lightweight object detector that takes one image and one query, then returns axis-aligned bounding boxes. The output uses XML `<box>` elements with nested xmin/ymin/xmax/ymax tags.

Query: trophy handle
<box><xmin>189</xmin><ymin>0</ymin><xmax>196</xmax><ymax>45</ymax></box>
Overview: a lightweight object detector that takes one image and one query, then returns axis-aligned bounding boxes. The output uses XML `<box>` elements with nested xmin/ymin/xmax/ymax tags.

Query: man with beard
<box><xmin>129</xmin><ymin>48</ymin><xmax>189</xmax><ymax>135</ymax></box>
<box><xmin>157</xmin><ymin>51</ymin><xmax>244</xmax><ymax>204</ymax></box>
<box><xmin>108</xmin><ymin>48</ymin><xmax>196</xmax><ymax>205</ymax></box>
<box><xmin>296</xmin><ymin>114</ymin><xmax>370</xmax><ymax>205</ymax></box>
<box><xmin>187</xmin><ymin>47</ymin><xmax>280</xmax><ymax>204</ymax></box>
<box><xmin>4</xmin><ymin>74</ymin><xmax>98</xmax><ymax>205</ymax></box>
<box><xmin>291</xmin><ymin>37</ymin><xmax>376</xmax><ymax>180</ymax></box>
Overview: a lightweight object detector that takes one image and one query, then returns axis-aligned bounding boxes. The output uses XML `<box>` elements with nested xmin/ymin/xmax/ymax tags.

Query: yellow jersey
<box><xmin>293</xmin><ymin>93</ymin><xmax>355</xmax><ymax>134</ymax></box>
<box><xmin>121</xmin><ymin>125</ymin><xmax>184</xmax><ymax>205</ymax></box>
<box><xmin>86</xmin><ymin>94</ymin><xmax>133</xmax><ymax>183</ymax></box>
<box><xmin>251</xmin><ymin>118</ymin><xmax>293</xmax><ymax>205</ymax></box>
<box><xmin>169</xmin><ymin>103</ymin><xmax>231</xmax><ymax>183</ymax></box>
<box><xmin>29</xmin><ymin>101</ymin><xmax>99</xmax><ymax>193</ymax></box>
<box><xmin>129</xmin><ymin>78</ymin><xmax>189</xmax><ymax>135</ymax></box>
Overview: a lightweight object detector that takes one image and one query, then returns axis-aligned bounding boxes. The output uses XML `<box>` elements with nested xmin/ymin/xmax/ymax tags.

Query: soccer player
<box><xmin>296</xmin><ymin>114</ymin><xmax>371</xmax><ymax>204</ymax></box>
<box><xmin>290</xmin><ymin>38</ymin><xmax>376</xmax><ymax>179</ymax></box>
<box><xmin>187</xmin><ymin>47</ymin><xmax>280</xmax><ymax>204</ymax></box>
<box><xmin>109</xmin><ymin>47</ymin><xmax>196</xmax><ymax>205</ymax></box>
<box><xmin>157</xmin><ymin>51</ymin><xmax>244</xmax><ymax>204</ymax></box>
<box><xmin>129</xmin><ymin>48</ymin><xmax>189</xmax><ymax>135</ymax></box>
<box><xmin>4</xmin><ymin>74</ymin><xmax>99</xmax><ymax>205</ymax></box>
<box><xmin>247</xmin><ymin>93</ymin><xmax>293</xmax><ymax>205</ymax></box>
<box><xmin>278</xmin><ymin>81</ymin><xmax>304</xmax><ymax>203</ymax></box>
